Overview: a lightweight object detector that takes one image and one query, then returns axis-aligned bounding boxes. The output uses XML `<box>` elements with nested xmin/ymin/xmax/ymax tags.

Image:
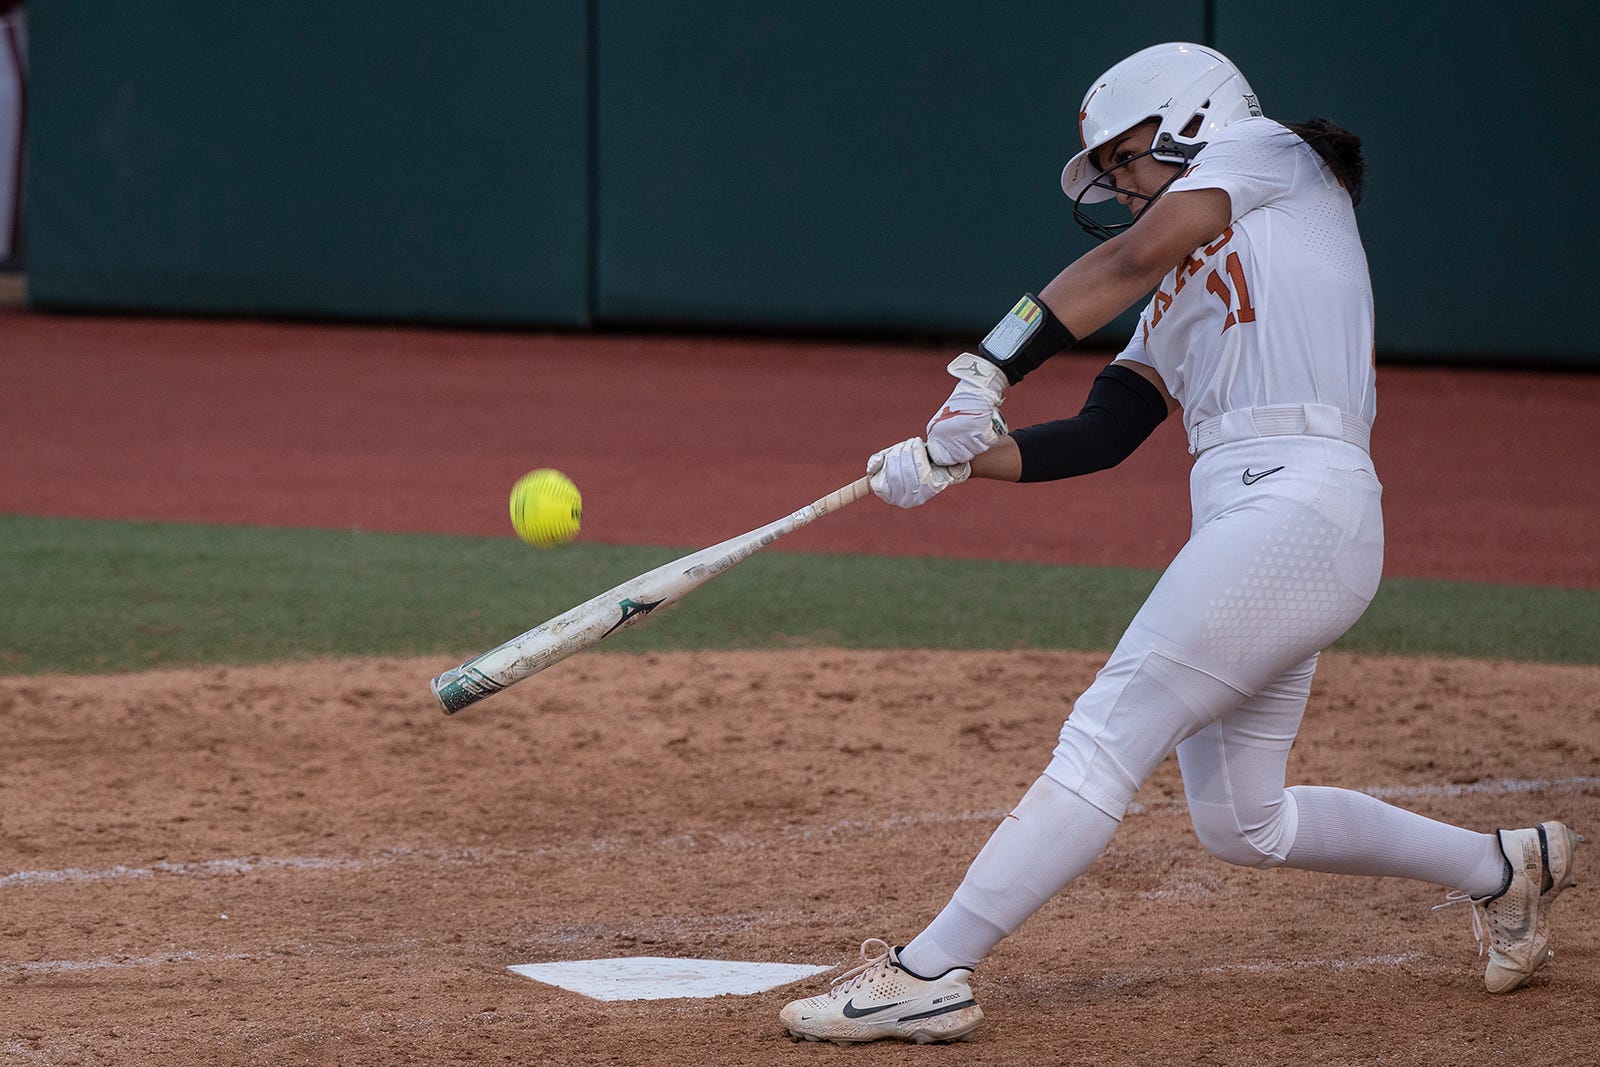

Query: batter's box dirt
<box><xmin>1</xmin><ymin>650</ymin><xmax>1595</xmax><ymax>1065</ymax></box>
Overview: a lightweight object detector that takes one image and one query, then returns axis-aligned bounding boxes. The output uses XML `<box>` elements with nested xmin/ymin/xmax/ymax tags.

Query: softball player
<box><xmin>780</xmin><ymin>42</ymin><xmax>1581</xmax><ymax>1045</ymax></box>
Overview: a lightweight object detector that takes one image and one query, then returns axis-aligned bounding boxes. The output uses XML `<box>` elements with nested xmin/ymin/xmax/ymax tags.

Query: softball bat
<box><xmin>429</xmin><ymin>474</ymin><xmax>873</xmax><ymax>714</ymax></box>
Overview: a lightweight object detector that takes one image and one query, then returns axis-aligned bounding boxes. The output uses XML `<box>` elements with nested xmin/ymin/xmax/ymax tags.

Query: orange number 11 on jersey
<box><xmin>1205</xmin><ymin>251</ymin><xmax>1257</xmax><ymax>332</ymax></box>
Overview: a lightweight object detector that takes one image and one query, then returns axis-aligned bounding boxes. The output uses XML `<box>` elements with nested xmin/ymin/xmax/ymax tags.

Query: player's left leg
<box><xmin>1178</xmin><ymin>653</ymin><xmax>1506</xmax><ymax>882</ymax></box>
<box><xmin>1176</xmin><ymin>655</ymin><xmax>1583</xmax><ymax>992</ymax></box>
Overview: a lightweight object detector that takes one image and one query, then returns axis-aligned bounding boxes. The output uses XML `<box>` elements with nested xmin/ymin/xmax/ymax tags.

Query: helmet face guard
<box><xmin>1070</xmin><ymin>138</ymin><xmax>1201</xmax><ymax>242</ymax></box>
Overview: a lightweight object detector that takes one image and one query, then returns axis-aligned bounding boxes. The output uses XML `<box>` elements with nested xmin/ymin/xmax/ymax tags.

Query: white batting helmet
<box><xmin>1061</xmin><ymin>42</ymin><xmax>1262</xmax><ymax>204</ymax></box>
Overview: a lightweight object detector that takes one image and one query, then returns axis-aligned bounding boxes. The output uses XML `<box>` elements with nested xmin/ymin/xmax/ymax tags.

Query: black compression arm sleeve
<box><xmin>1010</xmin><ymin>364</ymin><xmax>1169</xmax><ymax>482</ymax></box>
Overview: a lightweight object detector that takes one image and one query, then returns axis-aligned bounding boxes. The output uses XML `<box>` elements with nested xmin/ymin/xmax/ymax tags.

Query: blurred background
<box><xmin>5</xmin><ymin>1</ymin><xmax>1595</xmax><ymax>364</ymax></box>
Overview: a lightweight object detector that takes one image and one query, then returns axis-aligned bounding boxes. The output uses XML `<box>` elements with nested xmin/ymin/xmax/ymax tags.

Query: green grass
<box><xmin>1</xmin><ymin>515</ymin><xmax>1596</xmax><ymax>676</ymax></box>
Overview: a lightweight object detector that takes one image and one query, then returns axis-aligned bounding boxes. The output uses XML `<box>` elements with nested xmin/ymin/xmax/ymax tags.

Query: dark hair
<box><xmin>1284</xmin><ymin>118</ymin><xmax>1366</xmax><ymax>207</ymax></box>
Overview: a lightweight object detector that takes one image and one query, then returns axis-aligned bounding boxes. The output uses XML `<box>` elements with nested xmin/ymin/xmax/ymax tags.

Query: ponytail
<box><xmin>1285</xmin><ymin>118</ymin><xmax>1366</xmax><ymax>207</ymax></box>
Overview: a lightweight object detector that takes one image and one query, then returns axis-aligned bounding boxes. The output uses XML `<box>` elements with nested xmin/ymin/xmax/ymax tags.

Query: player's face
<box><xmin>1092</xmin><ymin>120</ymin><xmax>1182</xmax><ymax>217</ymax></box>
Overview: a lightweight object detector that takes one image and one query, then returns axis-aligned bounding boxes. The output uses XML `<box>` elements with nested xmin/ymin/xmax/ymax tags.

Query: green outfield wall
<box><xmin>23</xmin><ymin>2</ymin><xmax>1596</xmax><ymax>362</ymax></box>
<box><xmin>25</xmin><ymin>3</ymin><xmax>591</xmax><ymax>325</ymax></box>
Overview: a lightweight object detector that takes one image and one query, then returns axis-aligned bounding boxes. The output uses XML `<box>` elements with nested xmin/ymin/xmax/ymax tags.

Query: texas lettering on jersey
<box><xmin>1142</xmin><ymin>226</ymin><xmax>1256</xmax><ymax>343</ymax></box>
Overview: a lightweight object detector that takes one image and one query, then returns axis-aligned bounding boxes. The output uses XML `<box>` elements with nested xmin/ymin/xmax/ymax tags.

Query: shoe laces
<box><xmin>1433</xmin><ymin>891</ymin><xmax>1489</xmax><ymax>957</ymax></box>
<box><xmin>828</xmin><ymin>938</ymin><xmax>893</xmax><ymax>998</ymax></box>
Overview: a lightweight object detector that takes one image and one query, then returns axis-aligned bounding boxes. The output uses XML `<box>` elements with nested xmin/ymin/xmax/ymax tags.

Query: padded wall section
<box><xmin>1216</xmin><ymin>2</ymin><xmax>1595</xmax><ymax>361</ymax></box>
<box><xmin>26</xmin><ymin>4</ymin><xmax>590</xmax><ymax>325</ymax></box>
<box><xmin>25</xmin><ymin>5</ymin><xmax>1590</xmax><ymax>361</ymax></box>
<box><xmin>594</xmin><ymin>3</ymin><xmax>1202</xmax><ymax>336</ymax></box>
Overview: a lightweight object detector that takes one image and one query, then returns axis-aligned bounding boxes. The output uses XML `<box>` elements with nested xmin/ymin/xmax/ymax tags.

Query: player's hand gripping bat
<box><xmin>429</xmin><ymin>475</ymin><xmax>874</xmax><ymax>714</ymax></box>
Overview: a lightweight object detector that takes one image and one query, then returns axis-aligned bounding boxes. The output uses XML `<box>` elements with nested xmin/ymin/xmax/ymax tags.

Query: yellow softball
<box><xmin>509</xmin><ymin>469</ymin><xmax>582</xmax><ymax>547</ymax></box>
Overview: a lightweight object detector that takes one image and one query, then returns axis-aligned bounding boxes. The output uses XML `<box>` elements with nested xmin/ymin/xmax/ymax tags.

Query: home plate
<box><xmin>507</xmin><ymin>957</ymin><xmax>830</xmax><ymax>1001</ymax></box>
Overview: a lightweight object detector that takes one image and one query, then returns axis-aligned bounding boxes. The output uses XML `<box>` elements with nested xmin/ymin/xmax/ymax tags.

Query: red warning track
<box><xmin>2</xmin><ymin>309</ymin><xmax>1595</xmax><ymax>589</ymax></box>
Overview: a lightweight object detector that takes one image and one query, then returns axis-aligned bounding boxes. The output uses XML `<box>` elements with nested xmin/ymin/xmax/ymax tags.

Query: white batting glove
<box><xmin>925</xmin><ymin>353</ymin><xmax>1008</xmax><ymax>465</ymax></box>
<box><xmin>867</xmin><ymin>437</ymin><xmax>970</xmax><ymax>509</ymax></box>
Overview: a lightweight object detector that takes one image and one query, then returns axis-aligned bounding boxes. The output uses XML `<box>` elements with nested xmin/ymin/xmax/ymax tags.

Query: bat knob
<box><xmin>430</xmin><ymin>666</ymin><xmax>501</xmax><ymax>715</ymax></box>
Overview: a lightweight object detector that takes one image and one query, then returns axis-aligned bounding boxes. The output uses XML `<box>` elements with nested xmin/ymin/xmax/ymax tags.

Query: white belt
<box><xmin>1187</xmin><ymin>404</ymin><xmax>1371</xmax><ymax>456</ymax></box>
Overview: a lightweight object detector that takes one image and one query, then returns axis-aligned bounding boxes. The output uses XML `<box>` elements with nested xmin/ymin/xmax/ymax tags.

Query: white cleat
<box><xmin>779</xmin><ymin>938</ymin><xmax>984</xmax><ymax>1045</ymax></box>
<box><xmin>1439</xmin><ymin>821</ymin><xmax>1582</xmax><ymax>994</ymax></box>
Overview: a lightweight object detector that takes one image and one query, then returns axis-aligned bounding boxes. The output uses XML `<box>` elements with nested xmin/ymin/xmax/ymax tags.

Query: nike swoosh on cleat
<box><xmin>1241</xmin><ymin>465</ymin><xmax>1285</xmax><ymax>485</ymax></box>
<box><xmin>841</xmin><ymin>998</ymin><xmax>915</xmax><ymax>1019</ymax></box>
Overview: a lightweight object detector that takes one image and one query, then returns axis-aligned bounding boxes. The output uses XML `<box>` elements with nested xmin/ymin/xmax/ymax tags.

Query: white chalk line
<box><xmin>1</xmin><ymin>942</ymin><xmax>1436</xmax><ymax>988</ymax></box>
<box><xmin>0</xmin><ymin>938</ymin><xmax>424</xmax><ymax>978</ymax></box>
<box><xmin>1365</xmin><ymin>775</ymin><xmax>1600</xmax><ymax>800</ymax></box>
<box><xmin>1080</xmin><ymin>952</ymin><xmax>1431</xmax><ymax>994</ymax></box>
<box><xmin>0</xmin><ymin>949</ymin><xmax>262</xmax><ymax>976</ymax></box>
<box><xmin>4</xmin><ymin>774</ymin><xmax>1595</xmax><ymax>892</ymax></box>
<box><xmin>0</xmin><ymin>849</ymin><xmax>488</xmax><ymax>889</ymax></box>
<box><xmin>1</xmin><ymin>854</ymin><xmax>366</xmax><ymax>888</ymax></box>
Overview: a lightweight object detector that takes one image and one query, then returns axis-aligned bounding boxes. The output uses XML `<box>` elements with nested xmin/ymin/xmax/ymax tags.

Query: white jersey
<box><xmin>1116</xmin><ymin>117</ymin><xmax>1376</xmax><ymax>435</ymax></box>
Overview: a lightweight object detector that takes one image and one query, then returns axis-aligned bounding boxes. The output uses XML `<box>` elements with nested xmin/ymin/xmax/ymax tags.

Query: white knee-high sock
<box><xmin>1283</xmin><ymin>786</ymin><xmax>1508</xmax><ymax>897</ymax></box>
<box><xmin>899</xmin><ymin>775</ymin><xmax>1118</xmax><ymax>976</ymax></box>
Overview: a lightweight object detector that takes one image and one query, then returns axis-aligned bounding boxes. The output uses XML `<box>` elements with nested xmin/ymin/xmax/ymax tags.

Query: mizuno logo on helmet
<box><xmin>1079</xmin><ymin>83</ymin><xmax>1106</xmax><ymax>145</ymax></box>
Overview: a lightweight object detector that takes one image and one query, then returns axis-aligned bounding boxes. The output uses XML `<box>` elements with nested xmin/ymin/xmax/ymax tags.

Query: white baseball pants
<box><xmin>901</xmin><ymin>432</ymin><xmax>1511</xmax><ymax>978</ymax></box>
<box><xmin>1043</xmin><ymin>434</ymin><xmax>1383</xmax><ymax>851</ymax></box>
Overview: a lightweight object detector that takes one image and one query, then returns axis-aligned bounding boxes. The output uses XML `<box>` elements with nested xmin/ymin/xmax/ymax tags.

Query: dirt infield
<box><xmin>3</xmin><ymin>650</ymin><xmax>1597</xmax><ymax>1065</ymax></box>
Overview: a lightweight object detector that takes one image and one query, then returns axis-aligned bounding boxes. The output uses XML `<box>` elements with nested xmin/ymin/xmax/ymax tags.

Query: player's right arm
<box><xmin>892</xmin><ymin>352</ymin><xmax>1172</xmax><ymax>500</ymax></box>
